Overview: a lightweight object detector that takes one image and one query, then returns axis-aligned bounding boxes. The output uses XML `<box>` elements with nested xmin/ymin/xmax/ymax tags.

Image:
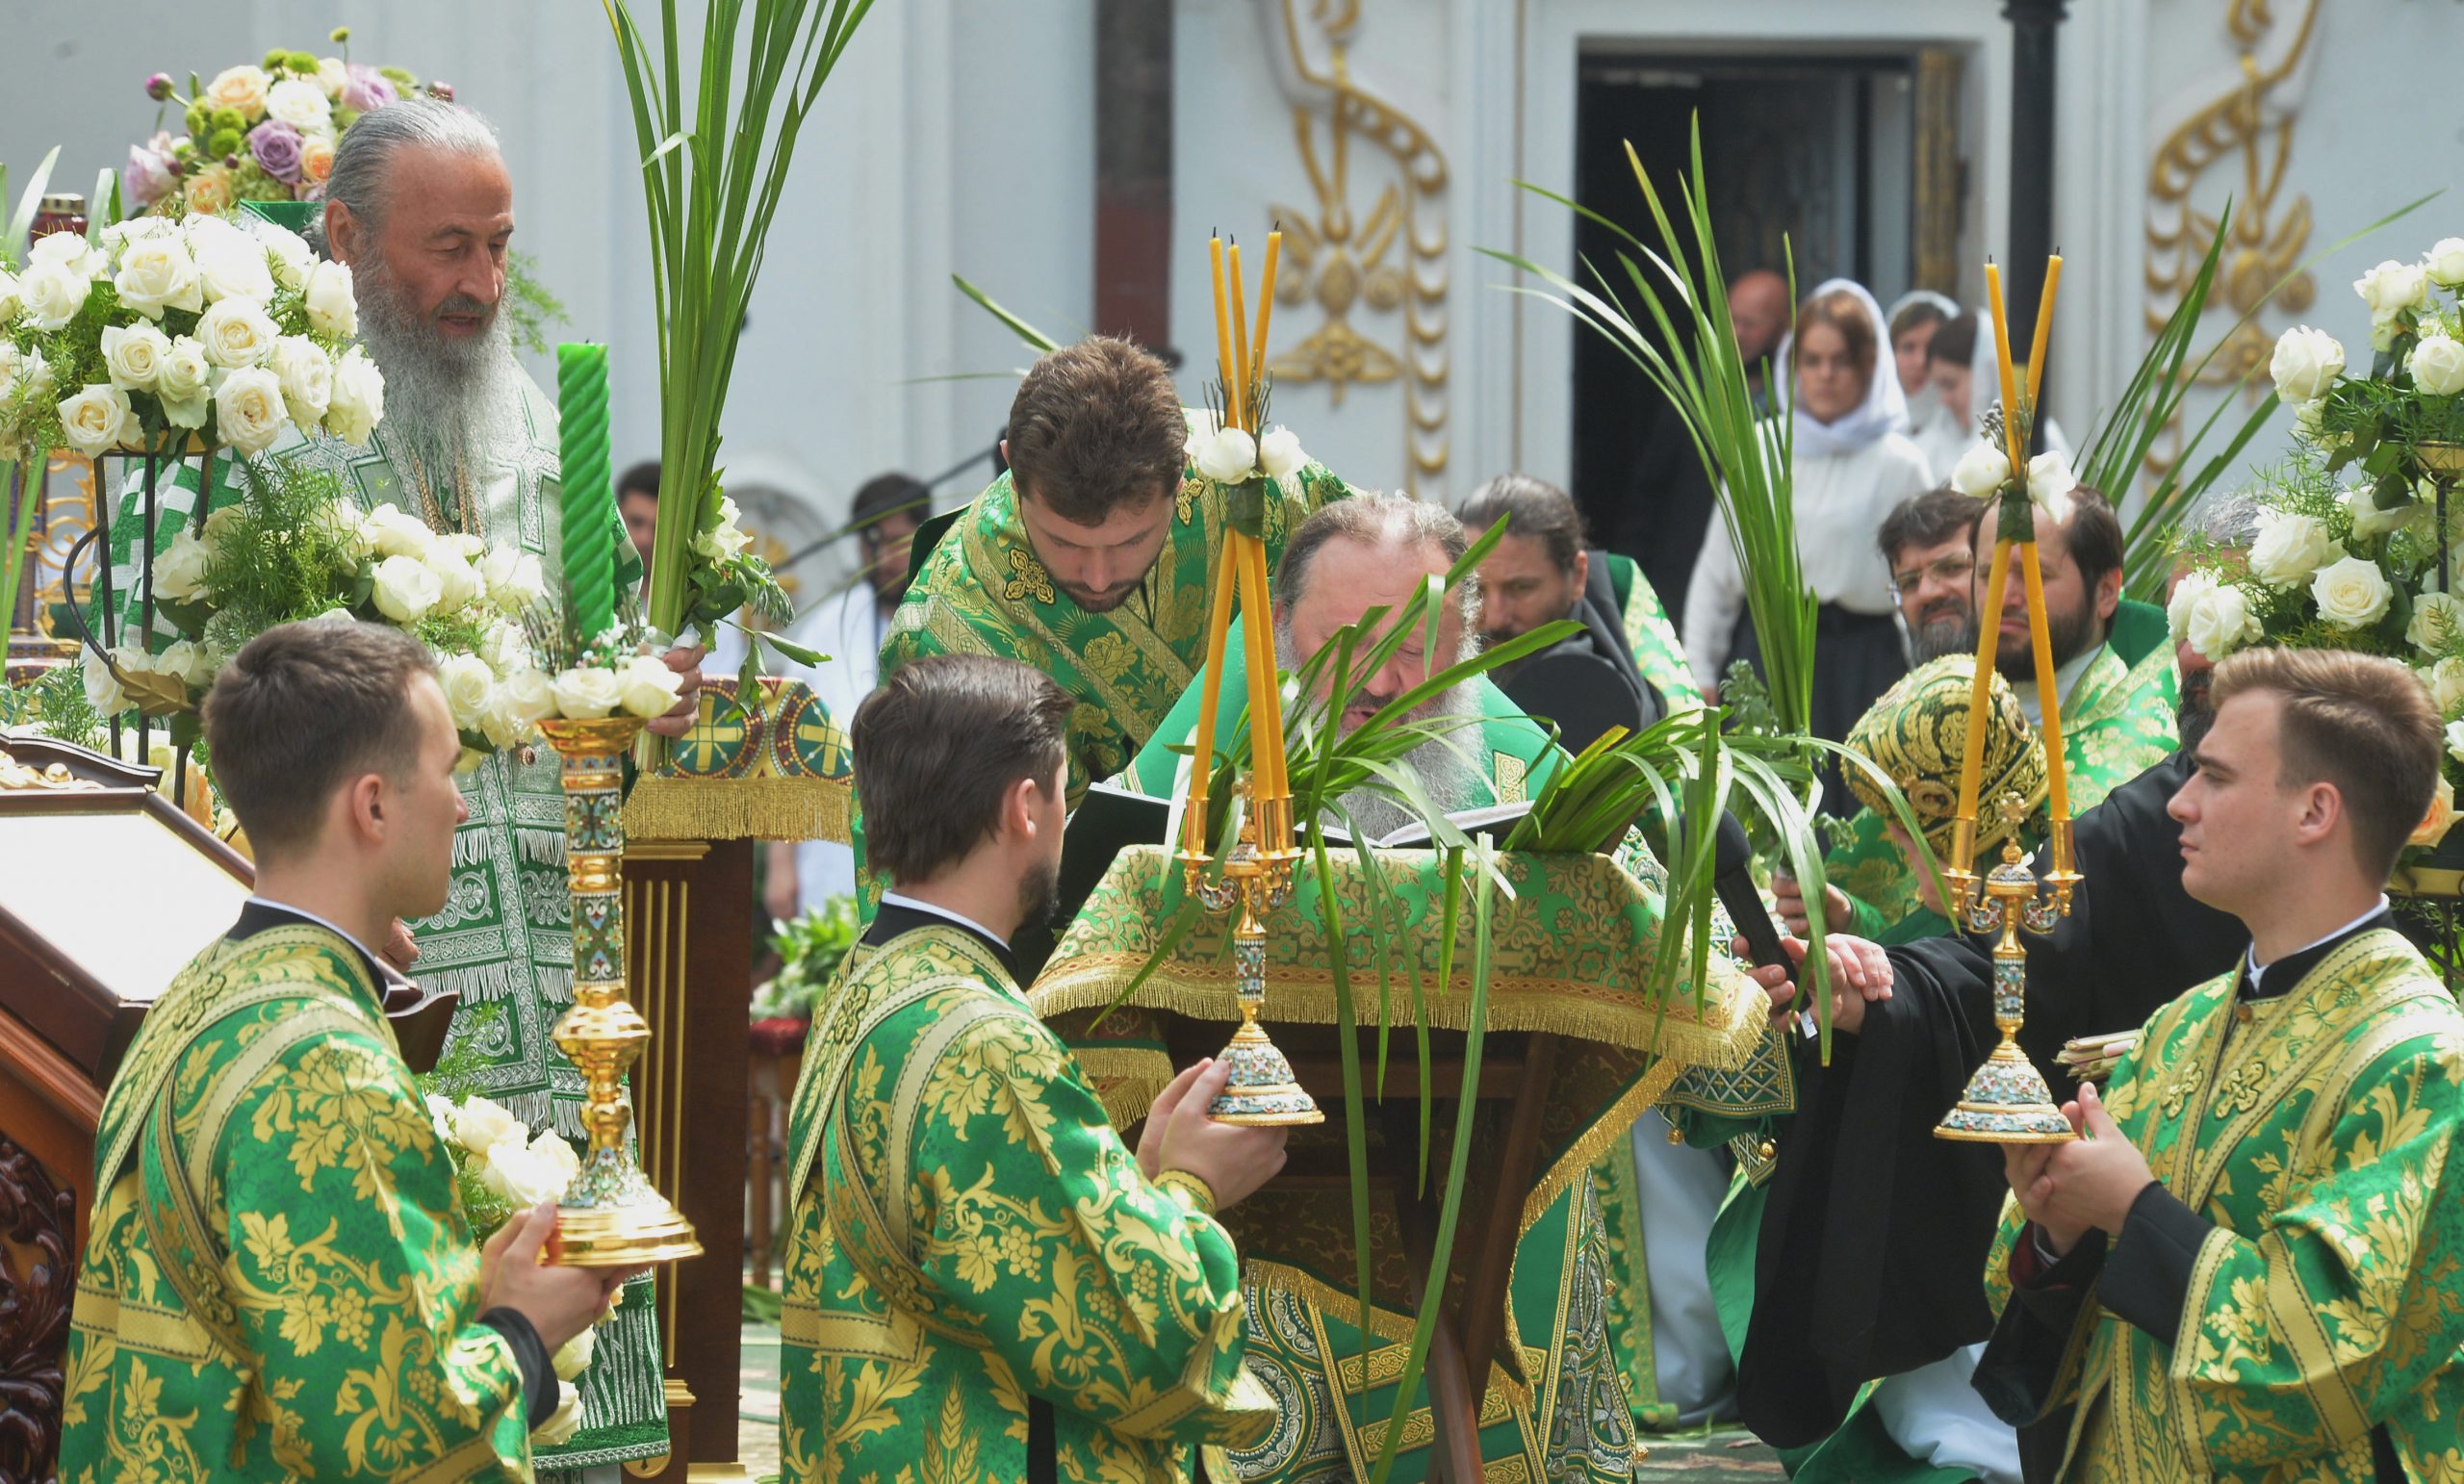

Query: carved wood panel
<box><xmin>0</xmin><ymin>1132</ymin><xmax>73</xmax><ymax>1484</ymax></box>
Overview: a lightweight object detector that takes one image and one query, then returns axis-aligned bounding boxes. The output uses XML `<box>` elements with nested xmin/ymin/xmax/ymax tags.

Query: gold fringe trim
<box><xmin>1519</xmin><ymin>1056</ymin><xmax>1685</xmax><ymax>1231</ymax></box>
<box><xmin>1063</xmin><ymin>1046</ymin><xmax>1173</xmax><ymax>1131</ymax></box>
<box><xmin>621</xmin><ymin>776</ymin><xmax>852</xmax><ymax>843</ymax></box>
<box><xmin>1031</xmin><ymin>958</ymin><xmax>1767</xmax><ymax>1072</ymax></box>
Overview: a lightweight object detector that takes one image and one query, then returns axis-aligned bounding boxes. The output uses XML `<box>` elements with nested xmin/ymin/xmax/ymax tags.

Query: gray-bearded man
<box><xmin>105</xmin><ymin>97</ymin><xmax>695</xmax><ymax>1477</ymax></box>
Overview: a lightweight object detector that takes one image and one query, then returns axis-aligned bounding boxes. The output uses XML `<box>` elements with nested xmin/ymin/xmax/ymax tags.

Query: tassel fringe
<box><xmin>622</xmin><ymin>776</ymin><xmax>851</xmax><ymax>843</ymax></box>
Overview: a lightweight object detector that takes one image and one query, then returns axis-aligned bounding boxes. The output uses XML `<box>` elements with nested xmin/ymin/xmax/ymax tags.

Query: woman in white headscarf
<box><xmin>1681</xmin><ymin>279</ymin><xmax>1936</xmax><ymax>803</ymax></box>
<box><xmin>1889</xmin><ymin>290</ymin><xmax>1969</xmax><ymax>480</ymax></box>
<box><xmin>1920</xmin><ymin>308</ymin><xmax>2072</xmax><ymax>482</ymax></box>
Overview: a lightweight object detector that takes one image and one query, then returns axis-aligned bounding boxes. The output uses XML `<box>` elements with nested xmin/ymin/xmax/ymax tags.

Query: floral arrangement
<box><xmin>0</xmin><ymin>215</ymin><xmax>378</xmax><ymax>464</ymax></box>
<box><xmin>123</xmin><ymin>37</ymin><xmax>442</xmax><ymax>218</ymax></box>
<box><xmin>750</xmin><ymin>896</ymin><xmax>860</xmax><ymax>1022</ymax></box>
<box><xmin>1184</xmin><ymin>406</ymin><xmax>1310</xmax><ymax>527</ymax></box>
<box><xmin>515</xmin><ymin>617</ymin><xmax>688</xmax><ymax>732</ymax></box>
<box><xmin>419</xmin><ymin>1089</ymin><xmax>611</xmax><ymax>1446</ymax></box>
<box><xmin>2166</xmin><ymin>234</ymin><xmax>2464</xmax><ymax>847</ymax></box>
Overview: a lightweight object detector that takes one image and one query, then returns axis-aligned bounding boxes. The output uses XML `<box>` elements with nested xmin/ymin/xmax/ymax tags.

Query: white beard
<box><xmin>351</xmin><ymin>253</ymin><xmax>524</xmax><ymax>482</ymax></box>
<box><xmin>1274</xmin><ymin>621</ymin><xmax>1491</xmax><ymax>835</ymax></box>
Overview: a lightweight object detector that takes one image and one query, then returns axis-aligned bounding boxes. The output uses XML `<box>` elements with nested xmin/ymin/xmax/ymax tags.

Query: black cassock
<box><xmin>1734</xmin><ymin>748</ymin><xmax>2249</xmax><ymax>1447</ymax></box>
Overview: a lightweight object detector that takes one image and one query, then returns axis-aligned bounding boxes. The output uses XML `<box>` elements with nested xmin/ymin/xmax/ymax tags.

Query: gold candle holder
<box><xmin>1181</xmin><ymin>780</ymin><xmax>1322</xmax><ymax>1127</ymax></box>
<box><xmin>1935</xmin><ymin>820</ymin><xmax>2079</xmax><ymax>1143</ymax></box>
<box><xmin>537</xmin><ymin>714</ymin><xmax>705</xmax><ymax>1265</ymax></box>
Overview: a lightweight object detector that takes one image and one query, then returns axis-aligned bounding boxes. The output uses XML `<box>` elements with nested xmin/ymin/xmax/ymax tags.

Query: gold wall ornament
<box><xmin>2142</xmin><ymin>0</ymin><xmax>2323</xmax><ymax>478</ymax></box>
<box><xmin>1266</xmin><ymin>0</ymin><xmax>1450</xmax><ymax>494</ymax></box>
<box><xmin>538</xmin><ymin>713</ymin><xmax>704</xmax><ymax>1267</ymax></box>
<box><xmin>0</xmin><ymin>748</ymin><xmax>103</xmax><ymax>793</ymax></box>
<box><xmin>1911</xmin><ymin>49</ymin><xmax>1965</xmax><ymax>298</ymax></box>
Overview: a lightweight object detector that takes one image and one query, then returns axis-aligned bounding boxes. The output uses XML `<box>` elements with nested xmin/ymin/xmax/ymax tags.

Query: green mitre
<box><xmin>1844</xmin><ymin>652</ymin><xmax>2046</xmax><ymax>860</ymax></box>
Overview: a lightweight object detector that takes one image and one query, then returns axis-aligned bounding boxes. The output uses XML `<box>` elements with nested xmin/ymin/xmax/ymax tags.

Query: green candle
<box><xmin>556</xmin><ymin>343</ymin><xmax>616</xmax><ymax>649</ymax></box>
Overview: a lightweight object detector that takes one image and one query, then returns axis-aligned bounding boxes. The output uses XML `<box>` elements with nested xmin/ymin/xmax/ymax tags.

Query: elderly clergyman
<box><xmin>122</xmin><ymin>97</ymin><xmax>695</xmax><ymax>1476</ymax></box>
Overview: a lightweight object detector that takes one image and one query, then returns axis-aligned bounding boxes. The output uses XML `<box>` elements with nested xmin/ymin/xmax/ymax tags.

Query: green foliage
<box><xmin>415</xmin><ymin>1001</ymin><xmax>509</xmax><ymax>1104</ymax></box>
<box><xmin>752</xmin><ymin>896</ymin><xmax>860</xmax><ymax>1021</ymax></box>
<box><xmin>178</xmin><ymin>456</ymin><xmax>362</xmax><ymax>644</ymax></box>
<box><xmin>22</xmin><ymin>664</ymin><xmax>105</xmax><ymax>752</ymax></box>
<box><xmin>502</xmin><ymin>248</ymin><xmax>570</xmax><ymax>359</ymax></box>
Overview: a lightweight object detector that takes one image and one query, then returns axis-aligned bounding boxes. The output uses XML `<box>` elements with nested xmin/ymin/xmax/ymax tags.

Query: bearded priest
<box><xmin>113</xmin><ymin>98</ymin><xmax>696</xmax><ymax>1475</ymax></box>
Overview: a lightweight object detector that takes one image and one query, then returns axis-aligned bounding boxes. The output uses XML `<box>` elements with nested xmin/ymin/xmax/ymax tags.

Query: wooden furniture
<box><xmin>745</xmin><ymin>1018</ymin><xmax>808</xmax><ymax>1290</ymax></box>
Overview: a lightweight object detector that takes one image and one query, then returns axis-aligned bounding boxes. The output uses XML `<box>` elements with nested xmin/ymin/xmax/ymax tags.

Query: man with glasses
<box><xmin>1882</xmin><ymin>489</ymin><xmax>1988</xmax><ymax>665</ymax></box>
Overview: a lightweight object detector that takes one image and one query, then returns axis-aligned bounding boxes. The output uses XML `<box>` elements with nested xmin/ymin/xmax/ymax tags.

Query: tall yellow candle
<box><xmin>1246</xmin><ymin>535</ymin><xmax>1288</xmax><ymax>800</ymax></box>
<box><xmin>2019</xmin><ymin>543</ymin><xmax>2073</xmax><ymax>826</ymax></box>
<box><xmin>1209</xmin><ymin>237</ymin><xmax>1238</xmax><ymax>421</ymax></box>
<box><xmin>1952</xmin><ymin>537</ymin><xmax>2016</xmax><ymax>857</ymax></box>
<box><xmin>1184</xmin><ymin>543</ymin><xmax>1241</xmax><ymax>854</ymax></box>
<box><xmin>1248</xmin><ymin>229</ymin><xmax>1282</xmax><ymax>387</ymax></box>
<box><xmin>1227</xmin><ymin>241</ymin><xmax>1252</xmax><ymax>430</ymax></box>
<box><xmin>1983</xmin><ymin>263</ymin><xmax>2027</xmax><ymax>473</ymax></box>
<box><xmin>1235</xmin><ymin>533</ymin><xmax>1276</xmax><ymax>793</ymax></box>
<box><xmin>2022</xmin><ymin>253</ymin><xmax>2063</xmax><ymax>412</ymax></box>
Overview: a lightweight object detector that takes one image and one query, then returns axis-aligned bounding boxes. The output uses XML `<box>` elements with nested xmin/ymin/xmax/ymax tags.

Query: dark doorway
<box><xmin>1569</xmin><ymin>48</ymin><xmax>1935</xmax><ymax>629</ymax></box>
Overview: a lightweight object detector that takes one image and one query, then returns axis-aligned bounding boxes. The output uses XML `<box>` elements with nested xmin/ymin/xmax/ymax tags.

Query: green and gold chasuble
<box><xmin>780</xmin><ymin>922</ymin><xmax>1271</xmax><ymax>1483</ymax></box>
<box><xmin>1998</xmin><ymin>929</ymin><xmax>2464</xmax><ymax>1480</ymax></box>
<box><xmin>1602</xmin><ymin>552</ymin><xmax>1701</xmax><ymax>712</ymax></box>
<box><xmin>104</xmin><ymin>373</ymin><xmax>665</xmax><ymax>1471</ymax></box>
<box><xmin>883</xmin><ymin>459</ymin><xmax>1351</xmax><ymax>806</ymax></box>
<box><xmin>1827</xmin><ymin>600</ymin><xmax>2177</xmax><ymax>944</ymax></box>
<box><xmin>63</xmin><ymin>925</ymin><xmax>533</xmax><ymax>1482</ymax></box>
<box><xmin>1091</xmin><ymin>650</ymin><xmax>1776</xmax><ymax>1477</ymax></box>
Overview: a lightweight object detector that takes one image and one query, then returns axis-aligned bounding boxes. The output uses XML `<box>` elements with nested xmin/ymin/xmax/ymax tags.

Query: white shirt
<box><xmin>878</xmin><ymin>890</ymin><xmax>1011</xmax><ymax>950</ymax></box>
<box><xmin>2246</xmin><ymin>896</ymin><xmax>2391</xmax><ymax>993</ymax></box>
<box><xmin>2014</xmin><ymin>643</ymin><xmax>2106</xmax><ymax>728</ymax></box>
<box><xmin>1681</xmin><ymin>430</ymin><xmax>1937</xmax><ymax>688</ymax></box>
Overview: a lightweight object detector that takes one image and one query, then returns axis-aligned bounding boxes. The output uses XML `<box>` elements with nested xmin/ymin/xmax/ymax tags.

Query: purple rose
<box><xmin>248</xmin><ymin>118</ymin><xmax>304</xmax><ymax>184</ymax></box>
<box><xmin>123</xmin><ymin>136</ymin><xmax>178</xmax><ymax>208</ymax></box>
<box><xmin>341</xmin><ymin>64</ymin><xmax>397</xmax><ymax>114</ymax></box>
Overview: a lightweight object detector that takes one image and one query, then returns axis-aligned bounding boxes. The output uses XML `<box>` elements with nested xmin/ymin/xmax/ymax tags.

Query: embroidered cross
<box><xmin>1003</xmin><ymin>547</ymin><xmax>1056</xmax><ymax>605</ymax></box>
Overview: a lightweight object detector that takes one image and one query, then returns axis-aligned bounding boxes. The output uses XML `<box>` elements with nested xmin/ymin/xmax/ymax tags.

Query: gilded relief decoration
<box><xmin>1263</xmin><ymin>0</ymin><xmax>1450</xmax><ymax>494</ymax></box>
<box><xmin>2143</xmin><ymin>0</ymin><xmax>2323</xmax><ymax>474</ymax></box>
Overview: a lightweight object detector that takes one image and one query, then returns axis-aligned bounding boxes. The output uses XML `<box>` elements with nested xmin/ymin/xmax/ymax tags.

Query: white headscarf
<box><xmin>1775</xmin><ymin>278</ymin><xmax>1909</xmax><ymax>459</ymax></box>
<box><xmin>1886</xmin><ymin>289</ymin><xmax>1961</xmax><ymax>332</ymax></box>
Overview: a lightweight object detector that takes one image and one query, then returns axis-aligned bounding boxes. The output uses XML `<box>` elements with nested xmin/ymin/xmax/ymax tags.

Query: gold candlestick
<box><xmin>537</xmin><ymin>714</ymin><xmax>705</xmax><ymax>1265</ymax></box>
<box><xmin>1182</xmin><ymin>780</ymin><xmax>1322</xmax><ymax>1126</ymax></box>
<box><xmin>1935</xmin><ymin>819</ymin><xmax>2079</xmax><ymax>1143</ymax></box>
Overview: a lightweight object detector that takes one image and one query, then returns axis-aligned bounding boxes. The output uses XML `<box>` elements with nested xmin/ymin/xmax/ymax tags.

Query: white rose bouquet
<box><xmin>2277</xmin><ymin>236</ymin><xmax>2464</xmax><ymax>511</ymax></box>
<box><xmin>1184</xmin><ymin>401</ymin><xmax>1312</xmax><ymax>537</ymax></box>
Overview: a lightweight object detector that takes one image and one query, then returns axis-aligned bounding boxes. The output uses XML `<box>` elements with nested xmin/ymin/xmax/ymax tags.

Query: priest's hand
<box><xmin>644</xmin><ymin>643</ymin><xmax>708</xmax><ymax>738</ymax></box>
<box><xmin>1137</xmin><ymin>1058</ymin><xmax>1216</xmax><ymax>1181</ymax></box>
<box><xmin>1159</xmin><ymin>1059</ymin><xmax>1289</xmax><ymax>1209</ymax></box>
<box><xmin>2003</xmin><ymin>1084</ymin><xmax>2154</xmax><ymax>1257</ymax></box>
<box><xmin>1771</xmin><ymin>870</ymin><xmax>1851</xmax><ymax>936</ymax></box>
<box><xmin>379</xmin><ymin>917</ymin><xmax>420</xmax><ymax>973</ymax></box>
<box><xmin>1741</xmin><ymin>933</ymin><xmax>1891</xmax><ymax>1035</ymax></box>
<box><xmin>481</xmin><ymin>1201</ymin><xmax>642</xmax><ymax>1351</ymax></box>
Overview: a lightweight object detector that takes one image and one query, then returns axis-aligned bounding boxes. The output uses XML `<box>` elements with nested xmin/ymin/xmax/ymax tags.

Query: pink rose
<box><xmin>340</xmin><ymin>64</ymin><xmax>397</xmax><ymax>114</ymax></box>
<box><xmin>123</xmin><ymin>136</ymin><xmax>177</xmax><ymax>209</ymax></box>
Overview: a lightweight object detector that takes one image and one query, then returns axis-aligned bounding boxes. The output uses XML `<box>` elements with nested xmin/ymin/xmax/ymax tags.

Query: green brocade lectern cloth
<box><xmin>621</xmin><ymin>677</ymin><xmax>853</xmax><ymax>843</ymax></box>
<box><xmin>1030</xmin><ymin>844</ymin><xmax>1768</xmax><ymax>1482</ymax></box>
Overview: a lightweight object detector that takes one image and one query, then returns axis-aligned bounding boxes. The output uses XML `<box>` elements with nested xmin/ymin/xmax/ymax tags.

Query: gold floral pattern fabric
<box><xmin>781</xmin><ymin>924</ymin><xmax>1270</xmax><ymax>1484</ymax></box>
<box><xmin>61</xmin><ymin>927</ymin><xmax>531</xmax><ymax>1482</ymax></box>
<box><xmin>1604</xmin><ymin>553</ymin><xmax>1703</xmax><ymax>712</ymax></box>
<box><xmin>2028</xmin><ymin>930</ymin><xmax>2464</xmax><ymax>1481</ymax></box>
<box><xmin>882</xmin><ymin>460</ymin><xmax>1350</xmax><ymax>806</ymax></box>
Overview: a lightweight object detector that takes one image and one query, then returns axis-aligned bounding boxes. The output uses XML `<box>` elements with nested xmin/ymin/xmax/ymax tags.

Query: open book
<box><xmin>1314</xmin><ymin>799</ymin><xmax>1532</xmax><ymax>851</ymax></box>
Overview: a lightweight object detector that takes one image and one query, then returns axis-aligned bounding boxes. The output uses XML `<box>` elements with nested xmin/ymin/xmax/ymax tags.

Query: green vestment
<box><xmin>1826</xmin><ymin>599</ymin><xmax>2179</xmax><ymax>944</ymax></box>
<box><xmin>62</xmin><ymin>924</ymin><xmax>534</xmax><ymax>1482</ymax></box>
<box><xmin>1602</xmin><ymin>552</ymin><xmax>1702</xmax><ymax>712</ymax></box>
<box><xmin>779</xmin><ymin>922</ymin><xmax>1270</xmax><ymax>1483</ymax></box>
<box><xmin>102</xmin><ymin>373</ymin><xmax>665</xmax><ymax>1471</ymax></box>
<box><xmin>882</xmin><ymin>460</ymin><xmax>1350</xmax><ymax>806</ymax></box>
<box><xmin>1993</xmin><ymin>928</ymin><xmax>2464</xmax><ymax>1480</ymax></box>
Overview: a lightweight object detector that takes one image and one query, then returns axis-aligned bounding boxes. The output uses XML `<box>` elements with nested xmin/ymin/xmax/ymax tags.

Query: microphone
<box><xmin>1714</xmin><ymin>812</ymin><xmax>1794</xmax><ymax>979</ymax></box>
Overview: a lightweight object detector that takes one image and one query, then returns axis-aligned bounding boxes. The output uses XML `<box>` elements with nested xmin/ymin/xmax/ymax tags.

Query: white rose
<box><xmin>690</xmin><ymin>495</ymin><xmax>752</xmax><ymax>561</ymax></box>
<box><xmin>498</xmin><ymin>668</ymin><xmax>558</xmax><ymax>727</ymax></box>
<box><xmin>617</xmin><ymin>654</ymin><xmax>684</xmax><ymax>719</ymax></box>
<box><xmin>2449</xmin><ymin>720</ymin><xmax>2464</xmax><ymax>765</ymax></box>
<box><xmin>2268</xmin><ymin>325</ymin><xmax>2345</xmax><ymax>403</ymax></box>
<box><xmin>2025</xmin><ymin>449</ymin><xmax>2078</xmax><ymax>513</ymax></box>
<box><xmin>360</xmin><ymin>503</ymin><xmax>436</xmax><ymax>561</ymax></box>
<box><xmin>2168</xmin><ymin>570</ymin><xmax>2217</xmax><ymax>651</ymax></box>
<box><xmin>1948</xmin><ymin>440</ymin><xmax>2012</xmax><ymax>499</ymax></box>
<box><xmin>437</xmin><ymin>653</ymin><xmax>497</xmax><ymax>730</ymax></box>
<box><xmin>551</xmin><ymin>665</ymin><xmax>626</xmax><ymax>719</ymax></box>
<box><xmin>152</xmin><ymin>528</ymin><xmax>214</xmax><ymax>601</ymax></box>
<box><xmin>17</xmin><ymin>261</ymin><xmax>90</xmax><ymax>332</ymax></box>
<box><xmin>1256</xmin><ymin>425</ymin><xmax>1306</xmax><ymax>479</ymax></box>
<box><xmin>2345</xmin><ymin>484</ymin><xmax>2422</xmax><ymax>542</ymax></box>
<box><xmin>2410</xmin><ymin>333</ymin><xmax>2464</xmax><ymax>397</ymax></box>
<box><xmin>326</xmin><ymin>344</ymin><xmax>382</xmax><ymax>444</ymax></box>
<box><xmin>479</xmin><ymin>1141</ymin><xmax>569</xmax><ymax>1209</ymax></box>
<box><xmin>551</xmin><ymin>1325</ymin><xmax>595</xmax><ymax>1383</ymax></box>
<box><xmin>0</xmin><ymin>268</ymin><xmax>17</xmax><ymax>321</ymax></box>
<box><xmin>449</xmin><ymin>1096</ymin><xmax>526</xmax><ymax>1160</ymax></box>
<box><xmin>532</xmin><ymin>1382</ymin><xmax>582</xmax><ymax>1446</ymax></box>
<box><xmin>27</xmin><ymin>231</ymin><xmax>102</xmax><ymax>277</ymax></box>
<box><xmin>265</xmin><ymin>77</ymin><xmax>333</xmax><ymax>133</ymax></box>
<box><xmin>2356</xmin><ymin>259</ymin><xmax>2433</xmax><ymax>316</ymax></box>
<box><xmin>195</xmin><ymin>295</ymin><xmax>278</xmax><ymax>368</ymax></box>
<box><xmin>269</xmin><ymin>337</ymin><xmax>332</xmax><ymax>429</ymax></box>
<box><xmin>302</xmin><ymin>259</ymin><xmax>357</xmax><ymax>339</ymax></box>
<box><xmin>2422</xmin><ymin>656</ymin><xmax>2464</xmax><ymax>717</ymax></box>
<box><xmin>316</xmin><ymin>55</ymin><xmax>350</xmax><ymax>98</ymax></box>
<box><xmin>212</xmin><ymin>367</ymin><xmax>290</xmax><ymax>455</ymax></box>
<box><xmin>2311</xmin><ymin>553</ymin><xmax>2395</xmax><ymax>629</ymax></box>
<box><xmin>111</xmin><ymin>237</ymin><xmax>202</xmax><ymax>320</ymax></box>
<box><xmin>2185</xmin><ymin>581</ymin><xmax>2262</xmax><ymax>661</ymax></box>
<box><xmin>55</xmin><ymin>384</ymin><xmax>140</xmax><ymax>457</ymax></box>
<box><xmin>192</xmin><ymin>229</ymin><xmax>276</xmax><ymax>306</ymax></box>
<box><xmin>478</xmin><ymin>619</ymin><xmax>531</xmax><ymax>678</ymax></box>
<box><xmin>441</xmin><ymin>532</ymin><xmax>486</xmax><ymax>561</ymax></box>
<box><xmin>1194</xmin><ymin>425</ymin><xmax>1257</xmax><ymax>485</ymax></box>
<box><xmin>371</xmin><ymin>553</ymin><xmax>444</xmax><ymax>623</ymax></box>
<box><xmin>2372</xmin><ymin>307</ymin><xmax>2404</xmax><ymax>355</ymax></box>
<box><xmin>98</xmin><ymin>323</ymin><xmax>171</xmax><ymax>394</ymax></box>
<box><xmin>81</xmin><ymin>646</ymin><xmax>127</xmax><ymax>714</ymax></box>
<box><xmin>155</xmin><ymin>337</ymin><xmax>213</xmax><ymax>429</ymax></box>
<box><xmin>479</xmin><ymin>547</ymin><xmax>547</xmax><ymax>610</ymax></box>
<box><xmin>530</xmin><ymin>1127</ymin><xmax>580</xmax><ymax>1185</ymax></box>
<box><xmin>2428</xmin><ymin>239</ymin><xmax>2464</xmax><ymax>290</ymax></box>
<box><xmin>2246</xmin><ymin>509</ymin><xmax>2338</xmax><ymax>589</ymax></box>
<box><xmin>477</xmin><ymin>687</ymin><xmax>530</xmax><ymax>750</ymax></box>
<box><xmin>424</xmin><ymin>550</ymin><xmax>482</xmax><ymax>614</ymax></box>
<box><xmin>156</xmin><ymin>639</ymin><xmax>215</xmax><ymax>689</ymax></box>
<box><xmin>2291</xmin><ymin>397</ymin><xmax>2326</xmax><ymax>444</ymax></box>
<box><xmin>1182</xmin><ymin>406</ymin><xmax>1220</xmax><ymax>459</ymax></box>
<box><xmin>259</xmin><ymin>225</ymin><xmax>314</xmax><ymax>293</ymax></box>
<box><xmin>2413</xmin><ymin>593</ymin><xmax>2464</xmax><ymax>654</ymax></box>
<box><xmin>424</xmin><ymin>1093</ymin><xmax>458</xmax><ymax>1147</ymax></box>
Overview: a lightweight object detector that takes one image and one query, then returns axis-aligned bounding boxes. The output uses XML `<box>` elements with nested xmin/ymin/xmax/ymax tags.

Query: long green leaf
<box><xmin>952</xmin><ymin>272</ymin><xmax>1063</xmax><ymax>353</ymax></box>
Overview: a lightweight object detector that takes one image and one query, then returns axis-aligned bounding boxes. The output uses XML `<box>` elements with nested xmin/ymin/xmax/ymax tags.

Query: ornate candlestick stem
<box><xmin>1935</xmin><ymin>835</ymin><xmax>2078</xmax><ymax>1143</ymax></box>
<box><xmin>1187</xmin><ymin>781</ymin><xmax>1322</xmax><ymax>1126</ymax></box>
<box><xmin>538</xmin><ymin>713</ymin><xmax>705</xmax><ymax>1265</ymax></box>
